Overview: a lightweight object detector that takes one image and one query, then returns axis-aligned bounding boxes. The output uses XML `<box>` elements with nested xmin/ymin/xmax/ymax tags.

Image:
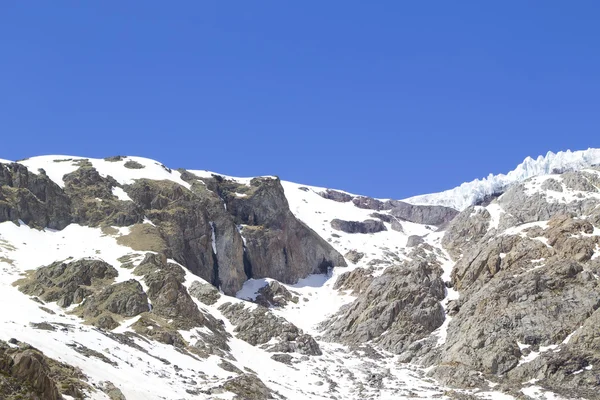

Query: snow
<box><xmin>2</xmin><ymin>152</ymin><xmax>584</xmax><ymax>399</ymax></box>
<box><xmin>236</xmin><ymin>278</ymin><xmax>271</xmax><ymax>301</ymax></box>
<box><xmin>19</xmin><ymin>155</ymin><xmax>192</xmax><ymax>190</ymax></box>
<box><xmin>404</xmin><ymin>148</ymin><xmax>600</xmax><ymax>210</ymax></box>
<box><xmin>111</xmin><ymin>186</ymin><xmax>132</xmax><ymax>201</ymax></box>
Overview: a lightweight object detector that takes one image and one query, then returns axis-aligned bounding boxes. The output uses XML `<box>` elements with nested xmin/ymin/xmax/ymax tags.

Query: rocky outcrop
<box><xmin>254</xmin><ymin>281</ymin><xmax>299</xmax><ymax>308</ymax></box>
<box><xmin>387</xmin><ymin>201</ymin><xmax>459</xmax><ymax>226</ymax></box>
<box><xmin>125</xmin><ymin>178</ymin><xmax>246</xmax><ymax>295</ymax></box>
<box><xmin>351</xmin><ymin>195</ymin><xmax>459</xmax><ymax>226</ymax></box>
<box><xmin>0</xmin><ymin>340</ymin><xmax>90</xmax><ymax>400</ymax></box>
<box><xmin>323</xmin><ymin>261</ymin><xmax>446</xmax><ymax>354</ymax></box>
<box><xmin>333</xmin><ymin>267</ymin><xmax>373</xmax><ymax>295</ymax></box>
<box><xmin>198</xmin><ymin>175</ymin><xmax>347</xmax><ymax>283</ymax></box>
<box><xmin>219</xmin><ymin>302</ymin><xmax>322</xmax><ymax>355</ymax></box>
<box><xmin>221</xmin><ymin>373</ymin><xmax>274</xmax><ymax>400</ymax></box>
<box><xmin>189</xmin><ymin>280</ymin><xmax>221</xmax><ymax>305</ymax></box>
<box><xmin>63</xmin><ymin>166</ymin><xmax>143</xmax><ymax>227</ymax></box>
<box><xmin>406</xmin><ymin>235</ymin><xmax>424</xmax><ymax>247</ymax></box>
<box><xmin>344</xmin><ymin>249</ymin><xmax>365</xmax><ymax>264</ymax></box>
<box><xmin>16</xmin><ymin>259</ymin><xmax>119</xmax><ymax>308</ymax></box>
<box><xmin>0</xmin><ymin>162</ymin><xmax>71</xmax><ymax>229</ymax></box>
<box><xmin>319</xmin><ymin>189</ymin><xmax>353</xmax><ymax>202</ymax></box>
<box><xmin>74</xmin><ymin>279</ymin><xmax>150</xmax><ymax>329</ymax></box>
<box><xmin>330</xmin><ymin>218</ymin><xmax>386</xmax><ymax>234</ymax></box>
<box><xmin>427</xmin><ymin>176</ymin><xmax>600</xmax><ymax>393</ymax></box>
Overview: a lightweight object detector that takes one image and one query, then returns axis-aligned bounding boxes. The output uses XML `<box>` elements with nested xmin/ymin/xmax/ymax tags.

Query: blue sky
<box><xmin>1</xmin><ymin>2</ymin><xmax>599</xmax><ymax>198</ymax></box>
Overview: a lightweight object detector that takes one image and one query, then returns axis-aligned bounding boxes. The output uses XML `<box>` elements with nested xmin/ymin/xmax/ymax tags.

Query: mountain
<box><xmin>404</xmin><ymin>148</ymin><xmax>600</xmax><ymax>210</ymax></box>
<box><xmin>0</xmin><ymin>152</ymin><xmax>599</xmax><ymax>399</ymax></box>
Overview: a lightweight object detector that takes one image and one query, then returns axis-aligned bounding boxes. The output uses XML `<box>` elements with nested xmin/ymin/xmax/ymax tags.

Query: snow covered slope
<box><xmin>404</xmin><ymin>148</ymin><xmax>600</xmax><ymax>210</ymax></box>
<box><xmin>1</xmin><ymin>153</ymin><xmax>595</xmax><ymax>400</ymax></box>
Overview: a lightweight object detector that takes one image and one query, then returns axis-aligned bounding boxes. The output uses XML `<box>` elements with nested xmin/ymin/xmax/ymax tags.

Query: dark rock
<box><xmin>352</xmin><ymin>196</ymin><xmax>386</xmax><ymax>210</ymax></box>
<box><xmin>63</xmin><ymin>166</ymin><xmax>143</xmax><ymax>227</ymax></box>
<box><xmin>344</xmin><ymin>249</ymin><xmax>365</xmax><ymax>264</ymax></box>
<box><xmin>388</xmin><ymin>201</ymin><xmax>459</xmax><ymax>226</ymax></box>
<box><xmin>206</xmin><ymin>176</ymin><xmax>347</xmax><ymax>283</ymax></box>
<box><xmin>271</xmin><ymin>353</ymin><xmax>293</xmax><ymax>365</ymax></box>
<box><xmin>189</xmin><ymin>280</ymin><xmax>221</xmax><ymax>305</ymax></box>
<box><xmin>331</xmin><ymin>218</ymin><xmax>387</xmax><ymax>234</ymax></box>
<box><xmin>319</xmin><ymin>189</ymin><xmax>353</xmax><ymax>202</ymax></box>
<box><xmin>123</xmin><ymin>160</ymin><xmax>145</xmax><ymax>169</ymax></box>
<box><xmin>221</xmin><ymin>373</ymin><xmax>274</xmax><ymax>400</ymax></box>
<box><xmin>0</xmin><ymin>162</ymin><xmax>72</xmax><ymax>229</ymax></box>
<box><xmin>16</xmin><ymin>259</ymin><xmax>118</xmax><ymax>308</ymax></box>
<box><xmin>323</xmin><ymin>261</ymin><xmax>446</xmax><ymax>354</ymax></box>
<box><xmin>254</xmin><ymin>281</ymin><xmax>299</xmax><ymax>308</ymax></box>
<box><xmin>406</xmin><ymin>235</ymin><xmax>424</xmax><ymax>247</ymax></box>
<box><xmin>219</xmin><ymin>302</ymin><xmax>322</xmax><ymax>355</ymax></box>
<box><xmin>74</xmin><ymin>279</ymin><xmax>150</xmax><ymax>327</ymax></box>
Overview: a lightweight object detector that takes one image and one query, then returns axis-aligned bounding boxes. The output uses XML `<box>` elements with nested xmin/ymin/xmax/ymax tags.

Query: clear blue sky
<box><xmin>1</xmin><ymin>2</ymin><xmax>599</xmax><ymax>198</ymax></box>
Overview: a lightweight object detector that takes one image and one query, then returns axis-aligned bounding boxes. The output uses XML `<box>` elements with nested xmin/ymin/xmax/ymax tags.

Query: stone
<box><xmin>330</xmin><ymin>219</ymin><xmax>387</xmax><ymax>234</ymax></box>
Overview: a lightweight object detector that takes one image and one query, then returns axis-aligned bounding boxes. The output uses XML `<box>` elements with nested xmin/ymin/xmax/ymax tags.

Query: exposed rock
<box><xmin>126</xmin><ymin>178</ymin><xmax>246</xmax><ymax>295</ymax></box>
<box><xmin>63</xmin><ymin>166</ymin><xmax>143</xmax><ymax>227</ymax></box>
<box><xmin>352</xmin><ymin>196</ymin><xmax>385</xmax><ymax>210</ymax></box>
<box><xmin>271</xmin><ymin>353</ymin><xmax>293</xmax><ymax>365</ymax></box>
<box><xmin>323</xmin><ymin>261</ymin><xmax>445</xmax><ymax>354</ymax></box>
<box><xmin>334</xmin><ymin>268</ymin><xmax>373</xmax><ymax>295</ymax></box>
<box><xmin>330</xmin><ymin>218</ymin><xmax>387</xmax><ymax>234</ymax></box>
<box><xmin>204</xmin><ymin>175</ymin><xmax>347</xmax><ymax>283</ymax></box>
<box><xmin>74</xmin><ymin>279</ymin><xmax>150</xmax><ymax>328</ymax></box>
<box><xmin>221</xmin><ymin>373</ymin><xmax>274</xmax><ymax>400</ymax></box>
<box><xmin>0</xmin><ymin>162</ymin><xmax>72</xmax><ymax>229</ymax></box>
<box><xmin>219</xmin><ymin>302</ymin><xmax>322</xmax><ymax>355</ymax></box>
<box><xmin>319</xmin><ymin>189</ymin><xmax>353</xmax><ymax>202</ymax></box>
<box><xmin>406</xmin><ymin>235</ymin><xmax>424</xmax><ymax>247</ymax></box>
<box><xmin>16</xmin><ymin>259</ymin><xmax>119</xmax><ymax>308</ymax></box>
<box><xmin>344</xmin><ymin>249</ymin><xmax>365</xmax><ymax>264</ymax></box>
<box><xmin>100</xmin><ymin>381</ymin><xmax>127</xmax><ymax>400</ymax></box>
<box><xmin>388</xmin><ymin>201</ymin><xmax>459</xmax><ymax>226</ymax></box>
<box><xmin>254</xmin><ymin>281</ymin><xmax>299</xmax><ymax>308</ymax></box>
<box><xmin>0</xmin><ymin>340</ymin><xmax>91</xmax><ymax>400</ymax></box>
<box><xmin>189</xmin><ymin>280</ymin><xmax>221</xmax><ymax>305</ymax></box>
<box><xmin>124</xmin><ymin>160</ymin><xmax>145</xmax><ymax>169</ymax></box>
<box><xmin>541</xmin><ymin>178</ymin><xmax>563</xmax><ymax>192</ymax></box>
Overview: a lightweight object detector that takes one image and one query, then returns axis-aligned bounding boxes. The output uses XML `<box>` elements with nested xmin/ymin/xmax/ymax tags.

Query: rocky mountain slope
<box><xmin>0</xmin><ymin>151</ymin><xmax>599</xmax><ymax>399</ymax></box>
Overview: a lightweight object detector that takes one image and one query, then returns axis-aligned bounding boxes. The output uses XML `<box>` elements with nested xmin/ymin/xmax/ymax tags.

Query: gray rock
<box><xmin>189</xmin><ymin>280</ymin><xmax>221</xmax><ymax>306</ymax></box>
<box><xmin>219</xmin><ymin>302</ymin><xmax>322</xmax><ymax>356</ymax></box>
<box><xmin>0</xmin><ymin>162</ymin><xmax>72</xmax><ymax>230</ymax></box>
<box><xmin>344</xmin><ymin>249</ymin><xmax>365</xmax><ymax>264</ymax></box>
<box><xmin>254</xmin><ymin>281</ymin><xmax>299</xmax><ymax>308</ymax></box>
<box><xmin>406</xmin><ymin>235</ymin><xmax>424</xmax><ymax>247</ymax></box>
<box><xmin>16</xmin><ymin>259</ymin><xmax>119</xmax><ymax>308</ymax></box>
<box><xmin>330</xmin><ymin>218</ymin><xmax>387</xmax><ymax>234</ymax></box>
<box><xmin>323</xmin><ymin>261</ymin><xmax>446</xmax><ymax>354</ymax></box>
<box><xmin>319</xmin><ymin>189</ymin><xmax>353</xmax><ymax>202</ymax></box>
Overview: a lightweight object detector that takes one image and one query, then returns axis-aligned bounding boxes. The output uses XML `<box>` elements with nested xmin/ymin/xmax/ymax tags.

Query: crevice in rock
<box><xmin>243</xmin><ymin>250</ymin><xmax>253</xmax><ymax>280</ymax></box>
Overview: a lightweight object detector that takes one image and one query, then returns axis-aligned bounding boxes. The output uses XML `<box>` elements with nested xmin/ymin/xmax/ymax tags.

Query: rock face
<box><xmin>330</xmin><ymin>218</ymin><xmax>387</xmax><ymax>234</ymax></box>
<box><xmin>0</xmin><ymin>162</ymin><xmax>71</xmax><ymax>230</ymax></box>
<box><xmin>319</xmin><ymin>189</ymin><xmax>353</xmax><ymax>202</ymax></box>
<box><xmin>2</xmin><ymin>162</ymin><xmax>346</xmax><ymax>297</ymax></box>
<box><xmin>350</xmin><ymin>195</ymin><xmax>459</xmax><ymax>226</ymax></box>
<box><xmin>198</xmin><ymin>175</ymin><xmax>347</xmax><ymax>284</ymax></box>
<box><xmin>219</xmin><ymin>302</ymin><xmax>322</xmax><ymax>356</ymax></box>
<box><xmin>0</xmin><ymin>340</ymin><xmax>90</xmax><ymax>400</ymax></box>
<box><xmin>74</xmin><ymin>279</ymin><xmax>150</xmax><ymax>329</ymax></box>
<box><xmin>63</xmin><ymin>165</ymin><xmax>143</xmax><ymax>227</ymax></box>
<box><xmin>254</xmin><ymin>281</ymin><xmax>299</xmax><ymax>308</ymax></box>
<box><xmin>125</xmin><ymin>178</ymin><xmax>247</xmax><ymax>296</ymax></box>
<box><xmin>324</xmin><ymin>260</ymin><xmax>446</xmax><ymax>354</ymax></box>
<box><xmin>425</xmin><ymin>171</ymin><xmax>600</xmax><ymax>396</ymax></box>
<box><xmin>17</xmin><ymin>259</ymin><xmax>119</xmax><ymax>308</ymax></box>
